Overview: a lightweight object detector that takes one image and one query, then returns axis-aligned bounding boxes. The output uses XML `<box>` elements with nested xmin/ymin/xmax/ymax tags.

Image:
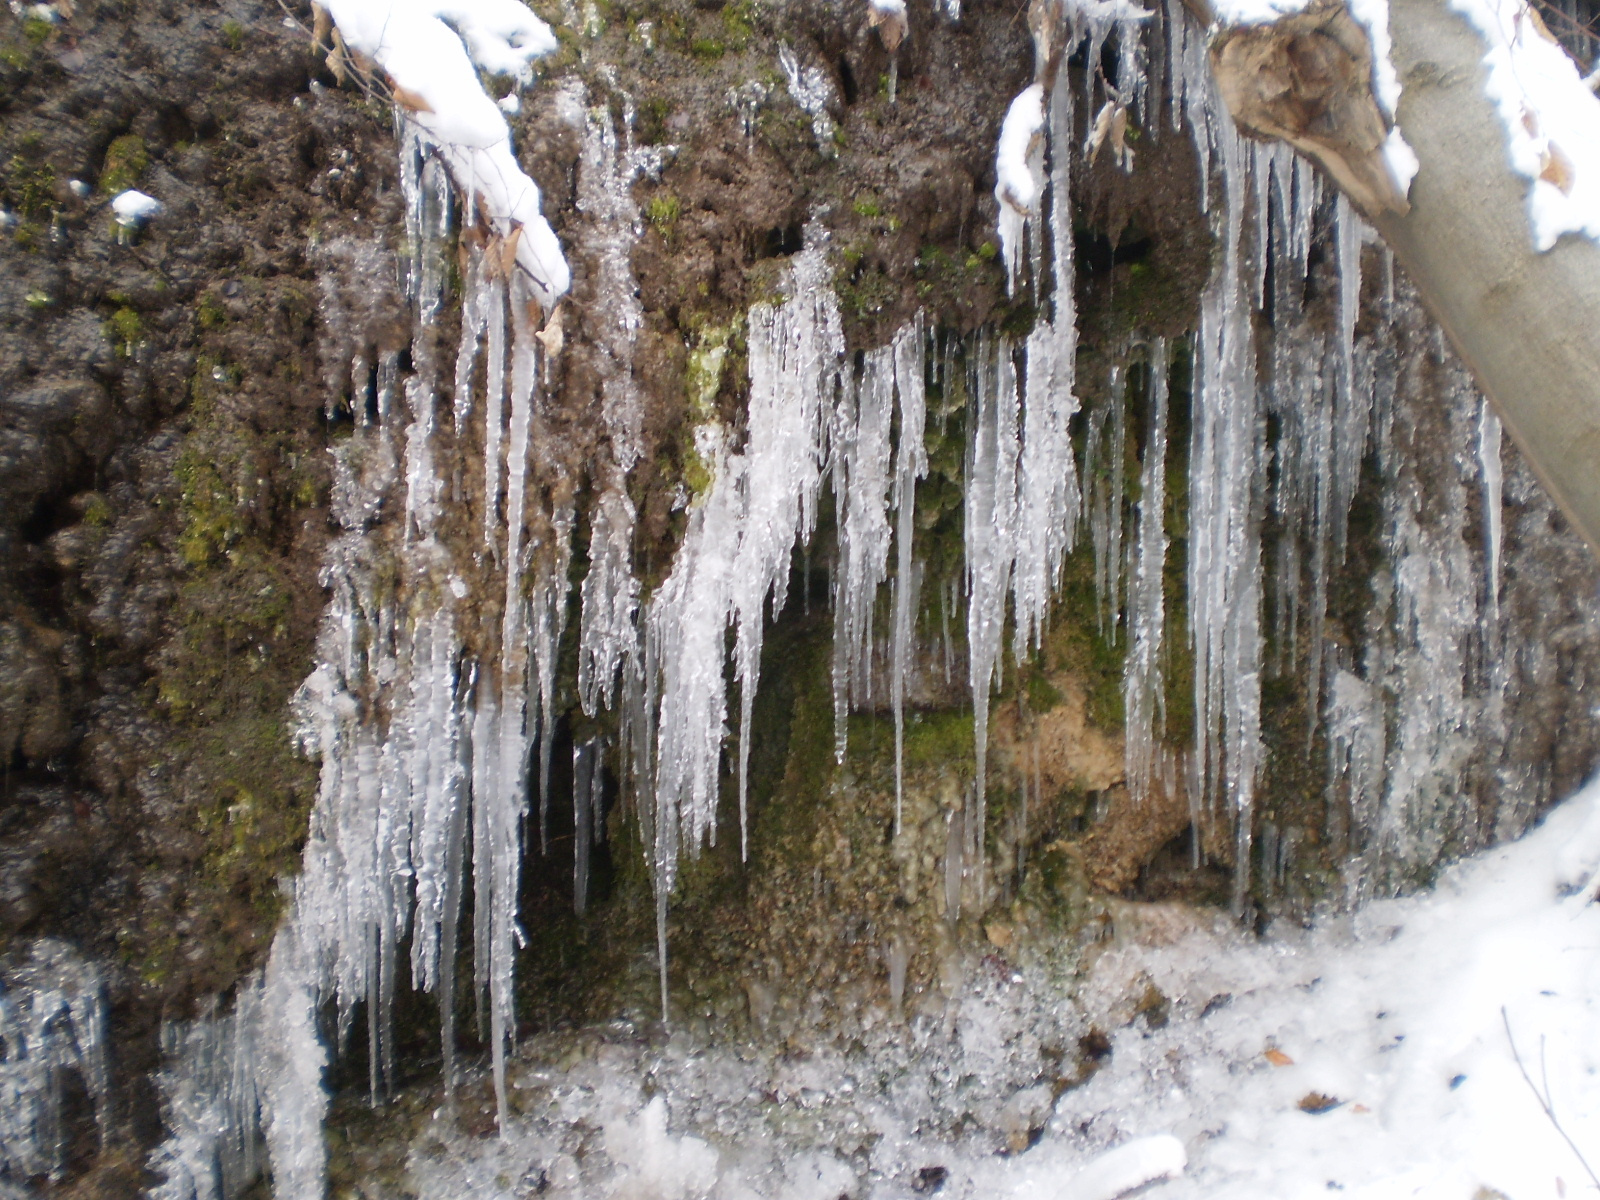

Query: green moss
<box><xmin>22</xmin><ymin>15</ymin><xmax>53</xmax><ymax>44</ymax></box>
<box><xmin>637</xmin><ymin>96</ymin><xmax>673</xmax><ymax>145</ymax></box>
<box><xmin>1025</xmin><ymin>670</ymin><xmax>1063</xmax><ymax>713</ymax></box>
<box><xmin>685</xmin><ymin>321</ymin><xmax>734</xmax><ymax>419</ymax></box>
<box><xmin>689</xmin><ymin>36</ymin><xmax>725</xmax><ymax>60</ymax></box>
<box><xmin>222</xmin><ymin>19</ymin><xmax>246</xmax><ymax>52</ymax></box>
<box><xmin>197</xmin><ymin>293</ymin><xmax>228</xmax><ymax>331</ymax></box>
<box><xmin>721</xmin><ymin>0</ymin><xmax>755</xmax><ymax>50</ymax></box>
<box><xmin>108</xmin><ymin>307</ymin><xmax>143</xmax><ymax>355</ymax></box>
<box><xmin>5</xmin><ymin>152</ymin><xmax>54</xmax><ymax>220</ymax></box>
<box><xmin>834</xmin><ymin>256</ymin><xmax>897</xmax><ymax>323</ymax></box>
<box><xmin>100</xmin><ymin>134</ymin><xmax>149</xmax><ymax>196</ymax></box>
<box><xmin>81</xmin><ymin>493</ymin><xmax>111</xmax><ymax>528</ymax></box>
<box><xmin>852</xmin><ymin>196</ymin><xmax>883</xmax><ymax>219</ymax></box>
<box><xmin>646</xmin><ymin>192</ymin><xmax>680</xmax><ymax>235</ymax></box>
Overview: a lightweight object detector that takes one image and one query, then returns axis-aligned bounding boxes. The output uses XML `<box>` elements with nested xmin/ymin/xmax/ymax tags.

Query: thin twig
<box><xmin>1501</xmin><ymin>1006</ymin><xmax>1600</xmax><ymax>1193</ymax></box>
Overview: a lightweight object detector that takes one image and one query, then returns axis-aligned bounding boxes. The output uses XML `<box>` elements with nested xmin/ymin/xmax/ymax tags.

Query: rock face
<box><xmin>3</xmin><ymin>0</ymin><xmax>1600</xmax><ymax>1194</ymax></box>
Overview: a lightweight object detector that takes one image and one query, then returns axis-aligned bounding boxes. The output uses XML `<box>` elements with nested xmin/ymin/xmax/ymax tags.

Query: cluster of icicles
<box><xmin>141</xmin><ymin>1</ymin><xmax>1537</xmax><ymax>1198</ymax></box>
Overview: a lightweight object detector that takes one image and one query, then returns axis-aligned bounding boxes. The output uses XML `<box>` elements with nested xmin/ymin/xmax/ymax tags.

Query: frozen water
<box><xmin>0</xmin><ymin>941</ymin><xmax>108</xmax><ymax>1186</ymax></box>
<box><xmin>1124</xmin><ymin>343</ymin><xmax>1169</xmax><ymax>807</ymax></box>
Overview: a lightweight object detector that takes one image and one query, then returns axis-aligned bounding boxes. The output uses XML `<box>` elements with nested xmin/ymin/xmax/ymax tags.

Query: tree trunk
<box><xmin>1216</xmin><ymin>0</ymin><xmax>1600</xmax><ymax>555</ymax></box>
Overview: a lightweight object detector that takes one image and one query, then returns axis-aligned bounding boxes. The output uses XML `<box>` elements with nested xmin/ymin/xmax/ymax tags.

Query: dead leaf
<box><xmin>1298</xmin><ymin>1091</ymin><xmax>1342</xmax><ymax>1114</ymax></box>
<box><xmin>1525</xmin><ymin>6</ymin><xmax>1558</xmax><ymax>43</ymax></box>
<box><xmin>1522</xmin><ymin>106</ymin><xmax>1541</xmax><ymax>138</ymax></box>
<box><xmin>1086</xmin><ymin>101</ymin><xmax>1117</xmax><ymax>166</ymax></box>
<box><xmin>1351</xmin><ymin>1104</ymin><xmax>1370</xmax><ymax>1114</ymax></box>
<box><xmin>312</xmin><ymin>2</ymin><xmax>332</xmax><ymax>50</ymax></box>
<box><xmin>500</xmin><ymin>225</ymin><xmax>524</xmax><ymax>280</ymax></box>
<box><xmin>391</xmin><ymin>83</ymin><xmax>435</xmax><ymax>114</ymax></box>
<box><xmin>867</xmin><ymin>4</ymin><xmax>908</xmax><ymax>53</ymax></box>
<box><xmin>1541</xmin><ymin>141</ymin><xmax>1576</xmax><ymax>194</ymax></box>
<box><xmin>536</xmin><ymin>305</ymin><xmax>564</xmax><ymax>358</ymax></box>
<box><xmin>1264</xmin><ymin>1047</ymin><xmax>1295</xmax><ymax>1067</ymax></box>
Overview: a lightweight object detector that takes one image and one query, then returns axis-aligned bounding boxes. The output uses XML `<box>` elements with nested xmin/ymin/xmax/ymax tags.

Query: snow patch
<box><xmin>1449</xmin><ymin>0</ymin><xmax>1600</xmax><ymax>249</ymax></box>
<box><xmin>323</xmin><ymin>0</ymin><xmax>570</xmax><ymax>304</ymax></box>
<box><xmin>994</xmin><ymin>83</ymin><xmax>1046</xmax><ymax>293</ymax></box>
<box><xmin>111</xmin><ymin>188</ymin><xmax>161</xmax><ymax>225</ymax></box>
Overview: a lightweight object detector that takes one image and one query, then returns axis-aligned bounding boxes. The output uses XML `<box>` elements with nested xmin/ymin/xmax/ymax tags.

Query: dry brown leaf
<box><xmin>536</xmin><ymin>304</ymin><xmax>565</xmax><ymax>357</ymax></box>
<box><xmin>1541</xmin><ymin>141</ymin><xmax>1576</xmax><ymax>194</ymax></box>
<box><xmin>500</xmin><ymin>225</ymin><xmax>524</xmax><ymax>279</ymax></box>
<box><xmin>1264</xmin><ymin>1047</ymin><xmax>1295</xmax><ymax>1066</ymax></box>
<box><xmin>1522</xmin><ymin>106</ymin><xmax>1541</xmax><ymax>137</ymax></box>
<box><xmin>867</xmin><ymin>5</ymin><xmax>908</xmax><ymax>53</ymax></box>
<box><xmin>312</xmin><ymin>2</ymin><xmax>332</xmax><ymax>50</ymax></box>
<box><xmin>391</xmin><ymin>83</ymin><xmax>435</xmax><ymax>114</ymax></box>
<box><xmin>1298</xmin><ymin>1091</ymin><xmax>1342</xmax><ymax>1113</ymax></box>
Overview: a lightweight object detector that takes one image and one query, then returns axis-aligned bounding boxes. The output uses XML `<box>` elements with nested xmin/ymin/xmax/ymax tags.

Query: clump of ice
<box><xmin>0</xmin><ymin>941</ymin><xmax>109</xmax><ymax>1184</ymax></box>
<box><xmin>777</xmin><ymin>44</ymin><xmax>839</xmax><ymax>152</ymax></box>
<box><xmin>1450</xmin><ymin>0</ymin><xmax>1600</xmax><ymax>249</ymax></box>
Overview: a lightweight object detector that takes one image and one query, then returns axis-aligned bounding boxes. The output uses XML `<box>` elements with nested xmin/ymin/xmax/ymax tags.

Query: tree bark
<box><xmin>1212</xmin><ymin>0</ymin><xmax>1600</xmax><ymax>555</ymax></box>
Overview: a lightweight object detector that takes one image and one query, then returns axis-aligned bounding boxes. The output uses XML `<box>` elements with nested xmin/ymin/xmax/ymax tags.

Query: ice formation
<box><xmin>890</xmin><ymin>318</ymin><xmax>929</xmax><ymax>833</ymax></box>
<box><xmin>994</xmin><ymin>84</ymin><xmax>1047</xmax><ymax>292</ymax></box>
<box><xmin>150</xmin><ymin>19</ymin><xmax>572</xmax><ymax>1183</ymax></box>
<box><xmin>144</xmin><ymin>0</ymin><xmax>1600</xmax><ymax>1193</ymax></box>
<box><xmin>642</xmin><ymin>240</ymin><xmax>842</xmax><ymax>1011</ymax></box>
<box><xmin>1123</xmin><ymin>344</ymin><xmax>1169</xmax><ymax>807</ymax></box>
<box><xmin>0</xmin><ymin>941</ymin><xmax>108</xmax><ymax>1185</ymax></box>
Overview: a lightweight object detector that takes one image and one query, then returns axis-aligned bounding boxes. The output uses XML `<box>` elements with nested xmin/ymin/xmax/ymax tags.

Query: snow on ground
<box><xmin>1449</xmin><ymin>0</ymin><xmax>1600</xmax><ymax>250</ymax></box>
<box><xmin>409</xmin><ymin>776</ymin><xmax>1600</xmax><ymax>1200</ymax></box>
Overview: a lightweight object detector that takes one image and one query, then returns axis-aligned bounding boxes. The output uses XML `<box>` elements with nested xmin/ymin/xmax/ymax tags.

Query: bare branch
<box><xmin>1501</xmin><ymin>1006</ymin><xmax>1600</xmax><ymax>1193</ymax></box>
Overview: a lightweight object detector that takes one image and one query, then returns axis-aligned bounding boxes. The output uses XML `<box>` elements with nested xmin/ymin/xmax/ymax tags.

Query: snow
<box><xmin>323</xmin><ymin>0</ymin><xmax>569</xmax><ymax>305</ymax></box>
<box><xmin>397</xmin><ymin>776</ymin><xmax>1600</xmax><ymax>1200</ymax></box>
<box><xmin>994</xmin><ymin>84</ymin><xmax>1046</xmax><ymax>293</ymax></box>
<box><xmin>1450</xmin><ymin>0</ymin><xmax>1600</xmax><ymax>249</ymax></box>
<box><xmin>110</xmin><ymin>188</ymin><xmax>161</xmax><ymax>224</ymax></box>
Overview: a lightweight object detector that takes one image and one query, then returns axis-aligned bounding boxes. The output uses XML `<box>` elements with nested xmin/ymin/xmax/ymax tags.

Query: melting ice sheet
<box><xmin>405</xmin><ymin>775</ymin><xmax>1600</xmax><ymax>1200</ymax></box>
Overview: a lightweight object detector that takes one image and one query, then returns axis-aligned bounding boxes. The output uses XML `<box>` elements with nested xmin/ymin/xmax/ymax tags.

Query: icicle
<box><xmin>1478</xmin><ymin>398</ymin><xmax>1504</xmax><ymax>638</ymax></box>
<box><xmin>0</xmin><ymin>941</ymin><xmax>109</xmax><ymax>1183</ymax></box>
<box><xmin>891</xmin><ymin>316</ymin><xmax>929</xmax><ymax>835</ymax></box>
<box><xmin>1012</xmin><ymin>71</ymin><xmax>1083</xmax><ymax>662</ymax></box>
<box><xmin>833</xmin><ymin>344</ymin><xmax>896</xmax><ymax>762</ymax></box>
<box><xmin>579</xmin><ymin>487</ymin><xmax>641</xmax><ymax>717</ymax></box>
<box><xmin>1125</xmin><ymin>343</ymin><xmax>1170</xmax><ymax>805</ymax></box>
<box><xmin>965</xmin><ymin>336</ymin><xmax>1021</xmax><ymax>910</ymax></box>
<box><xmin>578</xmin><ymin>89</ymin><xmax>659</xmax><ymax>472</ymax></box>
<box><xmin>1187</xmin><ymin>118</ymin><xmax>1265</xmax><ymax>916</ymax></box>
<box><xmin>646</xmin><ymin>239</ymin><xmax>842</xmax><ymax>1009</ymax></box>
<box><xmin>1088</xmin><ymin>367</ymin><xmax>1129</xmax><ymax>636</ymax></box>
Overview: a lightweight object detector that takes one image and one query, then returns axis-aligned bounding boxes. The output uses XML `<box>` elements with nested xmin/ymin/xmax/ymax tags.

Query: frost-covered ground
<box><xmin>412</xmin><ymin>777</ymin><xmax>1600</xmax><ymax>1200</ymax></box>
